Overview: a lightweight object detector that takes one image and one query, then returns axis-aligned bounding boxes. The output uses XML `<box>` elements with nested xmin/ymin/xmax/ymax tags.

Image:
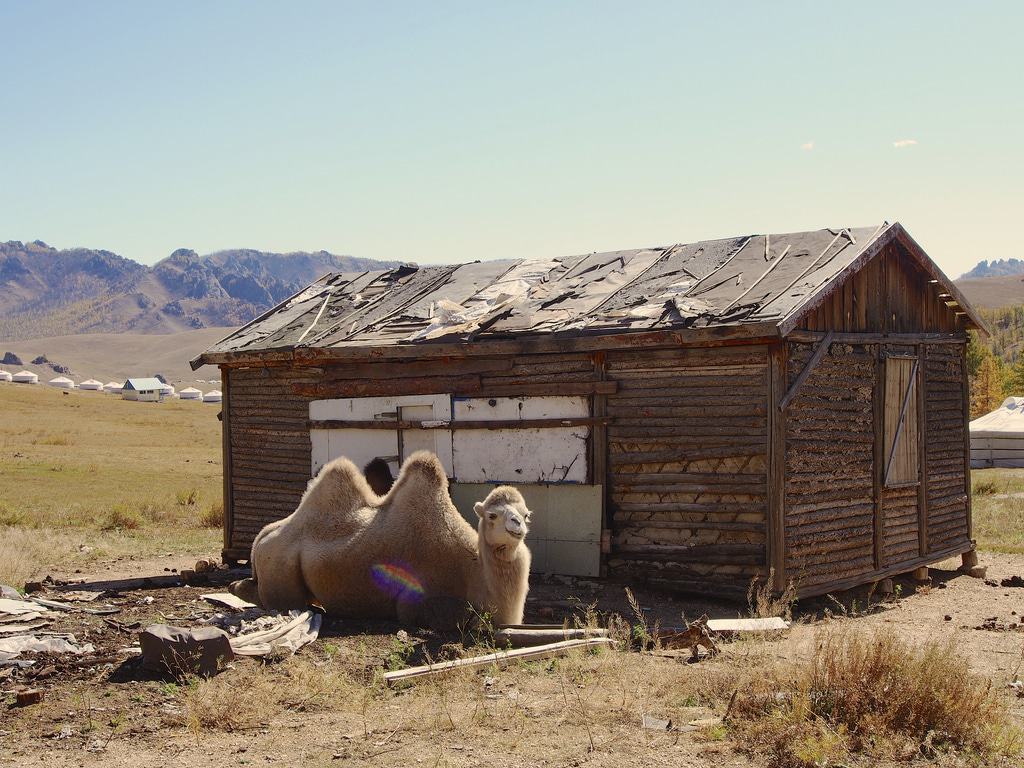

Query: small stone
<box><xmin>944</xmin><ymin>615</ymin><xmax>952</xmax><ymax>621</ymax></box>
<box><xmin>23</xmin><ymin>581</ymin><xmax>43</xmax><ymax>594</ymax></box>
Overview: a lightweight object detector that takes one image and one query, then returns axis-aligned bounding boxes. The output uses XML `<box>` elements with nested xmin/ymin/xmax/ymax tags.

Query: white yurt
<box><xmin>103</xmin><ymin>381</ymin><xmax>123</xmax><ymax>394</ymax></box>
<box><xmin>0</xmin><ymin>370</ymin><xmax>11</xmax><ymax>382</ymax></box>
<box><xmin>970</xmin><ymin>396</ymin><xmax>1024</xmax><ymax>468</ymax></box>
<box><xmin>202</xmin><ymin>389</ymin><xmax>223</xmax><ymax>403</ymax></box>
<box><xmin>179</xmin><ymin>386</ymin><xmax>202</xmax><ymax>400</ymax></box>
<box><xmin>12</xmin><ymin>370</ymin><xmax>38</xmax><ymax>384</ymax></box>
<box><xmin>78</xmin><ymin>379</ymin><xmax>104</xmax><ymax>391</ymax></box>
<box><xmin>158</xmin><ymin>382</ymin><xmax>177</xmax><ymax>398</ymax></box>
<box><xmin>48</xmin><ymin>376</ymin><xmax>76</xmax><ymax>389</ymax></box>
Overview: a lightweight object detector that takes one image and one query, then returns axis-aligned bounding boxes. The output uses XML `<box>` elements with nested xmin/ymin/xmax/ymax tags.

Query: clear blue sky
<box><xmin>0</xmin><ymin>2</ymin><xmax>1020</xmax><ymax>277</ymax></box>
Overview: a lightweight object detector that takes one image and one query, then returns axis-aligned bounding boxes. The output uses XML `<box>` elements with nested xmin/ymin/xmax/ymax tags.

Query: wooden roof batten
<box><xmin>192</xmin><ymin>222</ymin><xmax>986</xmax><ymax>369</ymax></box>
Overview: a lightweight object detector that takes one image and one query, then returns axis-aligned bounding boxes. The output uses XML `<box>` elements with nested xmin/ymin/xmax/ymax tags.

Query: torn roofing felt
<box><xmin>194</xmin><ymin>222</ymin><xmax>983</xmax><ymax>363</ymax></box>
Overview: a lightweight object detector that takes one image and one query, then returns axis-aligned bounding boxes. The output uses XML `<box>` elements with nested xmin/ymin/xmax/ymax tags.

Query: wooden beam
<box><xmin>793</xmin><ymin>540</ymin><xmax>975</xmax><ymax>600</ymax></box>
<box><xmin>872</xmin><ymin>345</ymin><xmax>884</xmax><ymax>570</ymax></box>
<box><xmin>767</xmin><ymin>342</ymin><xmax>787</xmax><ymax>590</ymax></box>
<box><xmin>785</xmin><ymin>330</ymin><xmax>967</xmax><ymax>345</ymax></box>
<box><xmin>307</xmin><ymin>417</ymin><xmax>610</xmax><ymax>431</ymax></box>
<box><xmin>917</xmin><ymin>344</ymin><xmax>929</xmax><ymax>557</ymax></box>
<box><xmin>195</xmin><ymin>324</ymin><xmax>781</xmax><ymax>369</ymax></box>
<box><xmin>961</xmin><ymin>344</ymin><xmax>973</xmax><ymax>541</ymax></box>
<box><xmin>221</xmin><ymin>366</ymin><xmax>234</xmax><ymax>561</ymax></box>
<box><xmin>778</xmin><ymin>331</ymin><xmax>834</xmax><ymax>411</ymax></box>
<box><xmin>294</xmin><ymin>379</ymin><xmax>617</xmax><ymax>399</ymax></box>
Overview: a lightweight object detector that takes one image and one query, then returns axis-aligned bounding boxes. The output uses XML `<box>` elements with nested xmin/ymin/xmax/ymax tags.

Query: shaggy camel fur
<box><xmin>230</xmin><ymin>451</ymin><xmax>532</xmax><ymax>629</ymax></box>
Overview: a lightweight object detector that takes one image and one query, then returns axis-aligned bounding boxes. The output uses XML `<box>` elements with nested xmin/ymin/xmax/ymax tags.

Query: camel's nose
<box><xmin>505</xmin><ymin>515</ymin><xmax>523</xmax><ymax>535</ymax></box>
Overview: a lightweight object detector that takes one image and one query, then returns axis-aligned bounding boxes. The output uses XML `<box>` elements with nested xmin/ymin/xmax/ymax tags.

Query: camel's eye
<box><xmin>488</xmin><ymin>512</ymin><xmax>498</xmax><ymax>520</ymax></box>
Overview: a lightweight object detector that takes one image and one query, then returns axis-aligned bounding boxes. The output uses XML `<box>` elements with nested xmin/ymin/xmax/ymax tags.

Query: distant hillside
<box><xmin>0</xmin><ymin>241</ymin><xmax>401</xmax><ymax>340</ymax></box>
<box><xmin>0</xmin><ymin>328</ymin><xmax>233</xmax><ymax>387</ymax></box>
<box><xmin>955</xmin><ymin>274</ymin><xmax>1024</xmax><ymax>311</ymax></box>
<box><xmin>960</xmin><ymin>258</ymin><xmax>1024</xmax><ymax>279</ymax></box>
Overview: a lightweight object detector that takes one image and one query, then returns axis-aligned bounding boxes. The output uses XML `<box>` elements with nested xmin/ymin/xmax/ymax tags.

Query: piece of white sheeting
<box><xmin>228</xmin><ymin>610</ymin><xmax>322</xmax><ymax>657</ymax></box>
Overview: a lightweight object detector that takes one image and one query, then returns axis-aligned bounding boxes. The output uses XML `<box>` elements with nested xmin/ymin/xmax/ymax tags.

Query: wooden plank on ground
<box><xmin>383</xmin><ymin>637</ymin><xmax>615</xmax><ymax>685</ymax></box>
<box><xmin>705</xmin><ymin>617</ymin><xmax>789</xmax><ymax>633</ymax></box>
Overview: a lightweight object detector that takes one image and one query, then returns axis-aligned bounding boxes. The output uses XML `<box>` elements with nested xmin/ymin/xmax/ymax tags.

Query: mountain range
<box><xmin>959</xmin><ymin>259</ymin><xmax>1024</xmax><ymax>280</ymax></box>
<box><xmin>0</xmin><ymin>240</ymin><xmax>400</xmax><ymax>341</ymax></box>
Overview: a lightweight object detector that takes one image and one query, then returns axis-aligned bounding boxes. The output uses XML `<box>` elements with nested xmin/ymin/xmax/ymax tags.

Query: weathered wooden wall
<box><xmin>781</xmin><ymin>338</ymin><xmax>971</xmax><ymax>595</ymax></box>
<box><xmin>783</xmin><ymin>342</ymin><xmax>876</xmax><ymax>592</ymax></box>
<box><xmin>924</xmin><ymin>344</ymin><xmax>971</xmax><ymax>552</ymax></box>
<box><xmin>223</xmin><ymin>352</ymin><xmax>609</xmax><ymax>559</ymax></box>
<box><xmin>603</xmin><ymin>345</ymin><xmax>769</xmax><ymax>598</ymax></box>
<box><xmin>798</xmin><ymin>241</ymin><xmax>963</xmax><ymax>334</ymax></box>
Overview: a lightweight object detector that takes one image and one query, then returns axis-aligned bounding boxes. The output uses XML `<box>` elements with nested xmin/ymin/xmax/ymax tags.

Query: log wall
<box><xmin>783</xmin><ymin>342</ymin><xmax>876</xmax><ymax>591</ymax></box>
<box><xmin>924</xmin><ymin>344</ymin><xmax>971</xmax><ymax>552</ymax></box>
<box><xmin>782</xmin><ymin>338</ymin><xmax>972</xmax><ymax>595</ymax></box>
<box><xmin>603</xmin><ymin>345</ymin><xmax>769</xmax><ymax>598</ymax></box>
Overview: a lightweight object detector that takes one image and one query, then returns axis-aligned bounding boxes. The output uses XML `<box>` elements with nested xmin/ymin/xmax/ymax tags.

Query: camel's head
<box><xmin>474</xmin><ymin>486</ymin><xmax>531</xmax><ymax>556</ymax></box>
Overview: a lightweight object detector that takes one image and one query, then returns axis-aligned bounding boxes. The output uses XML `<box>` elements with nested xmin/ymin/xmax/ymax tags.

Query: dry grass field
<box><xmin>0</xmin><ymin>382</ymin><xmax>222</xmax><ymax>587</ymax></box>
<box><xmin>3</xmin><ymin>382</ymin><xmax>1024</xmax><ymax>767</ymax></box>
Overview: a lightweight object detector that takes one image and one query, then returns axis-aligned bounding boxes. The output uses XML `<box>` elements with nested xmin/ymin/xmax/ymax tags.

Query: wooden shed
<box><xmin>193</xmin><ymin>222</ymin><xmax>986</xmax><ymax>599</ymax></box>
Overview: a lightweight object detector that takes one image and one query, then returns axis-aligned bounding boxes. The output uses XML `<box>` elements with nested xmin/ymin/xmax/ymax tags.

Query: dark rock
<box><xmin>1</xmin><ymin>352</ymin><xmax>22</xmax><ymax>366</ymax></box>
<box><xmin>1000</xmin><ymin>576</ymin><xmax>1024</xmax><ymax>588</ymax></box>
<box><xmin>30</xmin><ymin>355</ymin><xmax>48</xmax><ymax>365</ymax></box>
<box><xmin>139</xmin><ymin>624</ymin><xmax>234</xmax><ymax>677</ymax></box>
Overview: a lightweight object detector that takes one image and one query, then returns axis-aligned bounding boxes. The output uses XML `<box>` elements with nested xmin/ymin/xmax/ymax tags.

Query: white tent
<box><xmin>78</xmin><ymin>379</ymin><xmax>104</xmax><ymax>391</ymax></box>
<box><xmin>202</xmin><ymin>389</ymin><xmax>223</xmax><ymax>403</ymax></box>
<box><xmin>0</xmin><ymin>370</ymin><xmax>11</xmax><ymax>382</ymax></box>
<box><xmin>12</xmin><ymin>371</ymin><xmax>38</xmax><ymax>384</ymax></box>
<box><xmin>970</xmin><ymin>396</ymin><xmax>1024</xmax><ymax>468</ymax></box>
<box><xmin>48</xmin><ymin>376</ymin><xmax>75</xmax><ymax>389</ymax></box>
<box><xmin>103</xmin><ymin>381</ymin><xmax>123</xmax><ymax>394</ymax></box>
<box><xmin>179</xmin><ymin>386</ymin><xmax>202</xmax><ymax>400</ymax></box>
<box><xmin>158</xmin><ymin>382</ymin><xmax>176</xmax><ymax>398</ymax></box>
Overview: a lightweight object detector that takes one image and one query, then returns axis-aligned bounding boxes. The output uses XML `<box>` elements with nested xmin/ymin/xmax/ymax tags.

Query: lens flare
<box><xmin>371</xmin><ymin>562</ymin><xmax>425</xmax><ymax>602</ymax></box>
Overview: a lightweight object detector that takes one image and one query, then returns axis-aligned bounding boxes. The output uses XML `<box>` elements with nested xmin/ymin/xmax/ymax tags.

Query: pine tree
<box><xmin>970</xmin><ymin>352</ymin><xmax>1006</xmax><ymax>418</ymax></box>
<box><xmin>1007</xmin><ymin>354</ymin><xmax>1024</xmax><ymax>396</ymax></box>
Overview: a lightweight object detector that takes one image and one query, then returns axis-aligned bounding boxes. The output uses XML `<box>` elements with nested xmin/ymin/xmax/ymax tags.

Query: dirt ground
<box><xmin>3</xmin><ymin>552</ymin><xmax>1024</xmax><ymax>767</ymax></box>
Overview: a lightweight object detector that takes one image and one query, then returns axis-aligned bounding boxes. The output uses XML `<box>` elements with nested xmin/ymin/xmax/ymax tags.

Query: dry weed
<box><xmin>727</xmin><ymin>626</ymin><xmax>1022</xmax><ymax>766</ymax></box>
<box><xmin>747</xmin><ymin>568</ymin><xmax>797</xmax><ymax>620</ymax></box>
<box><xmin>197</xmin><ymin>501</ymin><xmax>223</xmax><ymax>529</ymax></box>
<box><xmin>101</xmin><ymin>505</ymin><xmax>144</xmax><ymax>531</ymax></box>
<box><xmin>177</xmin><ymin>659</ymin><xmax>365</xmax><ymax>734</ymax></box>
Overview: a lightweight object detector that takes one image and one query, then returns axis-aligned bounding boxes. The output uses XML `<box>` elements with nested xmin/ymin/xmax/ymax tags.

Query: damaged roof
<box><xmin>194</xmin><ymin>222</ymin><xmax>984</xmax><ymax>366</ymax></box>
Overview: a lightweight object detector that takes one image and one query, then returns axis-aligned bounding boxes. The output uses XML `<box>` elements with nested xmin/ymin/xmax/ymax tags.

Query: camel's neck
<box><xmin>475</xmin><ymin>530</ymin><xmax>530</xmax><ymax>626</ymax></box>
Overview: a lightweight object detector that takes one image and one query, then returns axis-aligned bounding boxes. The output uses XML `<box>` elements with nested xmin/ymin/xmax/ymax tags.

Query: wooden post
<box><xmin>592</xmin><ymin>351</ymin><xmax>609</xmax><ymax>576</ymax></box>
<box><xmin>767</xmin><ymin>342</ymin><xmax>786</xmax><ymax>591</ymax></box>
<box><xmin>961</xmin><ymin>549</ymin><xmax>979</xmax><ymax>570</ymax></box>
<box><xmin>220</xmin><ymin>366</ymin><xmax>235</xmax><ymax>564</ymax></box>
<box><xmin>872</xmin><ymin>346</ymin><xmax>884</xmax><ymax>570</ymax></box>
<box><xmin>961</xmin><ymin>343</ymin><xmax>973</xmax><ymax>540</ymax></box>
<box><xmin>916</xmin><ymin>344</ymin><xmax>929</xmax><ymax>556</ymax></box>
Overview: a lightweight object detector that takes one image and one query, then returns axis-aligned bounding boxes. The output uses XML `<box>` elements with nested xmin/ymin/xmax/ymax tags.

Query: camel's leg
<box><xmin>256</xmin><ymin>548</ymin><xmax>313</xmax><ymax>610</ymax></box>
<box><xmin>229</xmin><ymin>577</ymin><xmax>261</xmax><ymax>606</ymax></box>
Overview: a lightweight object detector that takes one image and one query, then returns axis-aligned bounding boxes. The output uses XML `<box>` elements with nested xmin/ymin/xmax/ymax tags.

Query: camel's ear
<box><xmin>474</xmin><ymin>501</ymin><xmax>485</xmax><ymax>519</ymax></box>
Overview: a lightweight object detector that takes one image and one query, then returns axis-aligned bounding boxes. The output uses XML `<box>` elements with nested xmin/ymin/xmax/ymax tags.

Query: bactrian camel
<box><xmin>230</xmin><ymin>451</ymin><xmax>532</xmax><ymax>629</ymax></box>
